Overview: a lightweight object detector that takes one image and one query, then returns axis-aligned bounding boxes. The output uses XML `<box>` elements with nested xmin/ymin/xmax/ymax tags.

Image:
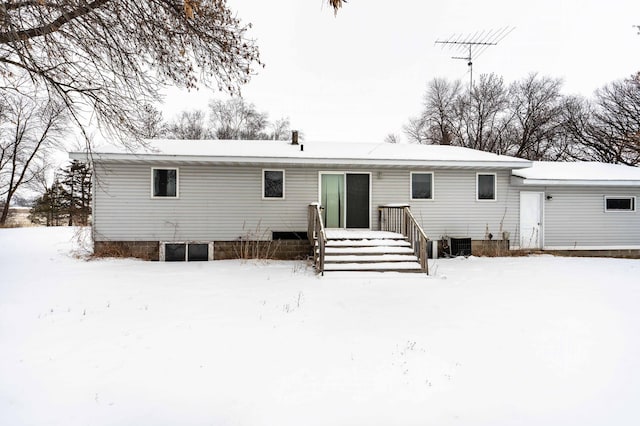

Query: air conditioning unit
<box><xmin>449</xmin><ymin>237</ymin><xmax>472</xmax><ymax>257</ymax></box>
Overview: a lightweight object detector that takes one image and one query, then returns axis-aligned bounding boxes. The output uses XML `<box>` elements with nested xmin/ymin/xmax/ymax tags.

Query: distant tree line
<box><xmin>29</xmin><ymin>160</ymin><xmax>92</xmax><ymax>227</ymax></box>
<box><xmin>141</xmin><ymin>97</ymin><xmax>292</xmax><ymax>141</ymax></box>
<box><xmin>404</xmin><ymin>72</ymin><xmax>640</xmax><ymax>165</ymax></box>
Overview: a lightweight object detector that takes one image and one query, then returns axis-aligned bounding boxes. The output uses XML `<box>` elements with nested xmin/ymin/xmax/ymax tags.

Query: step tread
<box><xmin>325</xmin><ymin>239</ymin><xmax>411</xmax><ymax>247</ymax></box>
<box><xmin>325</xmin><ymin>246</ymin><xmax>415</xmax><ymax>255</ymax></box>
<box><xmin>325</xmin><ymin>254</ymin><xmax>419</xmax><ymax>263</ymax></box>
<box><xmin>323</xmin><ymin>261</ymin><xmax>424</xmax><ymax>271</ymax></box>
<box><xmin>324</xmin><ymin>231</ymin><xmax>405</xmax><ymax>240</ymax></box>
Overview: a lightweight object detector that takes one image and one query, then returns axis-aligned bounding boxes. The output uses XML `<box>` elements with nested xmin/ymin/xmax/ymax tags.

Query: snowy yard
<box><xmin>1</xmin><ymin>227</ymin><xmax>639</xmax><ymax>426</ymax></box>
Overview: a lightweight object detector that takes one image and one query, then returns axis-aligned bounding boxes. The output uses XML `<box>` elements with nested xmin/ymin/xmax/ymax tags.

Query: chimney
<box><xmin>291</xmin><ymin>130</ymin><xmax>299</xmax><ymax>145</ymax></box>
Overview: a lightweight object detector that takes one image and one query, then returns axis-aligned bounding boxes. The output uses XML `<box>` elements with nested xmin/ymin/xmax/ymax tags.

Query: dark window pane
<box><xmin>264</xmin><ymin>170</ymin><xmax>283</xmax><ymax>198</ymax></box>
<box><xmin>412</xmin><ymin>173</ymin><xmax>432</xmax><ymax>199</ymax></box>
<box><xmin>188</xmin><ymin>244</ymin><xmax>209</xmax><ymax>261</ymax></box>
<box><xmin>154</xmin><ymin>169</ymin><xmax>177</xmax><ymax>197</ymax></box>
<box><xmin>478</xmin><ymin>174</ymin><xmax>495</xmax><ymax>200</ymax></box>
<box><xmin>165</xmin><ymin>243</ymin><xmax>186</xmax><ymax>261</ymax></box>
<box><xmin>272</xmin><ymin>231</ymin><xmax>307</xmax><ymax>240</ymax></box>
<box><xmin>606</xmin><ymin>197</ymin><xmax>634</xmax><ymax>211</ymax></box>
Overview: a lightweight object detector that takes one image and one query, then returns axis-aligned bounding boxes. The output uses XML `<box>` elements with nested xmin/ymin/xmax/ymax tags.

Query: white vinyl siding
<box><xmin>372</xmin><ymin>169</ymin><xmax>518</xmax><ymax>241</ymax></box>
<box><xmin>94</xmin><ymin>164</ymin><xmax>520</xmax><ymax>243</ymax></box>
<box><xmin>517</xmin><ymin>186</ymin><xmax>640</xmax><ymax>248</ymax></box>
<box><xmin>94</xmin><ymin>163</ymin><xmax>314</xmax><ymax>241</ymax></box>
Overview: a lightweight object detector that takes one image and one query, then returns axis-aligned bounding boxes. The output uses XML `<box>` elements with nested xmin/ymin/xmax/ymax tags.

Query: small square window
<box><xmin>263</xmin><ymin>170</ymin><xmax>284</xmax><ymax>199</ymax></box>
<box><xmin>411</xmin><ymin>173</ymin><xmax>433</xmax><ymax>200</ymax></box>
<box><xmin>165</xmin><ymin>243</ymin><xmax>186</xmax><ymax>261</ymax></box>
<box><xmin>188</xmin><ymin>244</ymin><xmax>209</xmax><ymax>261</ymax></box>
<box><xmin>153</xmin><ymin>168</ymin><xmax>178</xmax><ymax>197</ymax></box>
<box><xmin>605</xmin><ymin>196</ymin><xmax>635</xmax><ymax>212</ymax></box>
<box><xmin>477</xmin><ymin>174</ymin><xmax>496</xmax><ymax>200</ymax></box>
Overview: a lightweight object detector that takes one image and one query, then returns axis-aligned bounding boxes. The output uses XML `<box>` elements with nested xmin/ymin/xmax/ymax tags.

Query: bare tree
<box><xmin>0</xmin><ymin>92</ymin><xmax>67</xmax><ymax>224</ymax></box>
<box><xmin>405</xmin><ymin>75</ymin><xmax>508</xmax><ymax>151</ymax></box>
<box><xmin>384</xmin><ymin>133</ymin><xmax>401</xmax><ymax>144</ymax></box>
<box><xmin>167</xmin><ymin>110</ymin><xmax>208</xmax><ymax>140</ymax></box>
<box><xmin>269</xmin><ymin>118</ymin><xmax>291</xmax><ymax>140</ymax></box>
<box><xmin>458</xmin><ymin>73</ymin><xmax>510</xmax><ymax>152</ymax></box>
<box><xmin>403</xmin><ymin>116</ymin><xmax>429</xmax><ymax>144</ymax></box>
<box><xmin>422</xmin><ymin>78</ymin><xmax>462</xmax><ymax>145</ymax></box>
<box><xmin>0</xmin><ymin>1</ymin><xmax>261</xmax><ymax>144</ymax></box>
<box><xmin>564</xmin><ymin>76</ymin><xmax>640</xmax><ymax>165</ymax></box>
<box><xmin>505</xmin><ymin>73</ymin><xmax>569</xmax><ymax>160</ymax></box>
<box><xmin>138</xmin><ymin>104</ymin><xmax>168</xmax><ymax>139</ymax></box>
<box><xmin>209</xmin><ymin>98</ymin><xmax>269</xmax><ymax>140</ymax></box>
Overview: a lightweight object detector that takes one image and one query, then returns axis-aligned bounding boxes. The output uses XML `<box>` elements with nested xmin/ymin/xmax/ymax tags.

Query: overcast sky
<box><xmin>162</xmin><ymin>0</ymin><xmax>640</xmax><ymax>143</ymax></box>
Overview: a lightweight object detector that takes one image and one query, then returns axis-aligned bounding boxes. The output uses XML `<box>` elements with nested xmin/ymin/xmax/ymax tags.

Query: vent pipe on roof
<box><xmin>291</xmin><ymin>130</ymin><xmax>299</xmax><ymax>145</ymax></box>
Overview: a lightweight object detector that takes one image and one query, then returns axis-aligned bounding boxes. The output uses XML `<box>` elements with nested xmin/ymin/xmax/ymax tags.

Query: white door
<box><xmin>520</xmin><ymin>192</ymin><xmax>543</xmax><ymax>249</ymax></box>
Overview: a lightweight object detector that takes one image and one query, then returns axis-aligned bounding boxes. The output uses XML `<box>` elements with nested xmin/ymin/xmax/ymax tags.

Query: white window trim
<box><xmin>262</xmin><ymin>169</ymin><xmax>285</xmax><ymax>200</ymax></box>
<box><xmin>151</xmin><ymin>167</ymin><xmax>179</xmax><ymax>199</ymax></box>
<box><xmin>604</xmin><ymin>195</ymin><xmax>636</xmax><ymax>212</ymax></box>
<box><xmin>159</xmin><ymin>241</ymin><xmax>214</xmax><ymax>261</ymax></box>
<box><xmin>476</xmin><ymin>172</ymin><xmax>497</xmax><ymax>202</ymax></box>
<box><xmin>410</xmin><ymin>171</ymin><xmax>435</xmax><ymax>201</ymax></box>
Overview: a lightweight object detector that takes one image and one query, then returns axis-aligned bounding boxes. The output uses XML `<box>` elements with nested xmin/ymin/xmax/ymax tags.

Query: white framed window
<box><xmin>410</xmin><ymin>172</ymin><xmax>434</xmax><ymax>200</ymax></box>
<box><xmin>160</xmin><ymin>242</ymin><xmax>214</xmax><ymax>261</ymax></box>
<box><xmin>477</xmin><ymin>173</ymin><xmax>496</xmax><ymax>201</ymax></box>
<box><xmin>263</xmin><ymin>169</ymin><xmax>285</xmax><ymax>199</ymax></box>
<box><xmin>604</xmin><ymin>196</ymin><xmax>636</xmax><ymax>212</ymax></box>
<box><xmin>151</xmin><ymin>167</ymin><xmax>178</xmax><ymax>198</ymax></box>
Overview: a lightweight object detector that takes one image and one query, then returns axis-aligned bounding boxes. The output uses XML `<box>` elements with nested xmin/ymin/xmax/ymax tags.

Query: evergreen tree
<box><xmin>29</xmin><ymin>161</ymin><xmax>92</xmax><ymax>226</ymax></box>
<box><xmin>61</xmin><ymin>161</ymin><xmax>92</xmax><ymax>226</ymax></box>
<box><xmin>30</xmin><ymin>180</ymin><xmax>68</xmax><ymax>226</ymax></box>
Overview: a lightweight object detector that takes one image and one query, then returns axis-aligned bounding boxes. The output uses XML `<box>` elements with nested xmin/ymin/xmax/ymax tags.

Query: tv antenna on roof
<box><xmin>435</xmin><ymin>27</ymin><xmax>515</xmax><ymax>95</ymax></box>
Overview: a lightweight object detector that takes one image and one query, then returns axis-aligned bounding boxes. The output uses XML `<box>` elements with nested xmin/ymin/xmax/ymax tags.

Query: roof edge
<box><xmin>513</xmin><ymin>177</ymin><xmax>640</xmax><ymax>187</ymax></box>
<box><xmin>69</xmin><ymin>152</ymin><xmax>531</xmax><ymax>169</ymax></box>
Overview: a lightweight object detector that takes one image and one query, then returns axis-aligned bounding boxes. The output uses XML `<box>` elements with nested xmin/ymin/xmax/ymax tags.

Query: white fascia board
<box><xmin>70</xmin><ymin>151</ymin><xmax>531</xmax><ymax>169</ymax></box>
<box><xmin>515</xmin><ymin>178</ymin><xmax>640</xmax><ymax>187</ymax></box>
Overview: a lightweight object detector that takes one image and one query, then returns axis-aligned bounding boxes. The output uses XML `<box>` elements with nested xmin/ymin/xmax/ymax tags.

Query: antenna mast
<box><xmin>435</xmin><ymin>27</ymin><xmax>514</xmax><ymax>95</ymax></box>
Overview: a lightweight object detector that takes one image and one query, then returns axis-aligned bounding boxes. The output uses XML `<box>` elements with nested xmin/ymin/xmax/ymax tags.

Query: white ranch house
<box><xmin>70</xmin><ymin>139</ymin><xmax>640</xmax><ymax>272</ymax></box>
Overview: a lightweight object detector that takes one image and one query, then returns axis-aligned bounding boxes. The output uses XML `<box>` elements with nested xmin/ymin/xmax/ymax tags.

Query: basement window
<box><xmin>162</xmin><ymin>242</ymin><xmax>212</xmax><ymax>261</ymax></box>
<box><xmin>272</xmin><ymin>231</ymin><xmax>307</xmax><ymax>240</ymax></box>
<box><xmin>188</xmin><ymin>244</ymin><xmax>209</xmax><ymax>261</ymax></box>
<box><xmin>165</xmin><ymin>243</ymin><xmax>186</xmax><ymax>261</ymax></box>
<box><xmin>605</xmin><ymin>196</ymin><xmax>636</xmax><ymax>212</ymax></box>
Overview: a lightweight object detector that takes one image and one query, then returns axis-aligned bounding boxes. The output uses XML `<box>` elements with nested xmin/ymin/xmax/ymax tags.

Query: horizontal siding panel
<box><xmin>541</xmin><ymin>186</ymin><xmax>640</xmax><ymax>247</ymax></box>
<box><xmin>94</xmin><ymin>164</ymin><xmax>519</xmax><ymax>244</ymax></box>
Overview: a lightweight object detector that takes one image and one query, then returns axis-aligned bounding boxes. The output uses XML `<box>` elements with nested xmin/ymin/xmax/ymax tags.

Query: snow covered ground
<box><xmin>1</xmin><ymin>227</ymin><xmax>639</xmax><ymax>426</ymax></box>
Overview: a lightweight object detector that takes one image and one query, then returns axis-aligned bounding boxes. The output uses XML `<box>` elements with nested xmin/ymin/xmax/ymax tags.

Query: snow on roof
<box><xmin>512</xmin><ymin>161</ymin><xmax>640</xmax><ymax>186</ymax></box>
<box><xmin>70</xmin><ymin>139</ymin><xmax>531</xmax><ymax>168</ymax></box>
